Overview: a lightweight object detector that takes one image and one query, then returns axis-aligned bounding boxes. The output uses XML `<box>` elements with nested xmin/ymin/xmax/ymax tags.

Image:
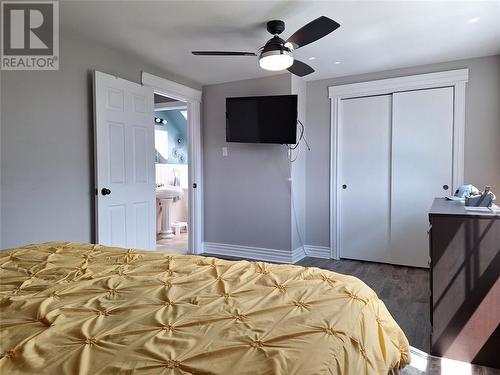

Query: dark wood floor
<box><xmin>296</xmin><ymin>257</ymin><xmax>431</xmax><ymax>352</ymax></box>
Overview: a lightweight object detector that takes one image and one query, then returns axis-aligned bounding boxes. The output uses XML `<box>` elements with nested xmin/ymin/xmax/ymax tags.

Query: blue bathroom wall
<box><xmin>154</xmin><ymin>110</ymin><xmax>188</xmax><ymax>165</ymax></box>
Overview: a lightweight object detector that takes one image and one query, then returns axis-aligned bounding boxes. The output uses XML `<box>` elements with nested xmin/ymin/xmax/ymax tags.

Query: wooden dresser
<box><xmin>428</xmin><ymin>198</ymin><xmax>499</xmax><ymax>368</ymax></box>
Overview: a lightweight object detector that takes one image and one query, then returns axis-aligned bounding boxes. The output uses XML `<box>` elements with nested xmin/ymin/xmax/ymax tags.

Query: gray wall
<box><xmin>203</xmin><ymin>74</ymin><xmax>293</xmax><ymax>250</ymax></box>
<box><xmin>1</xmin><ymin>31</ymin><xmax>200</xmax><ymax>249</ymax></box>
<box><xmin>305</xmin><ymin>55</ymin><xmax>500</xmax><ymax>247</ymax></box>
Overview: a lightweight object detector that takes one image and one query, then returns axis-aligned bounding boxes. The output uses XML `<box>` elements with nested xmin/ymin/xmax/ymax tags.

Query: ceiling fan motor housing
<box><xmin>267</xmin><ymin>20</ymin><xmax>285</xmax><ymax>35</ymax></box>
<box><xmin>260</xmin><ymin>36</ymin><xmax>292</xmax><ymax>58</ymax></box>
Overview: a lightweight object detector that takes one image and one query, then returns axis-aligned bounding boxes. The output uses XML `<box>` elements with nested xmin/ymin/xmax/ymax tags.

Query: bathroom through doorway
<box><xmin>154</xmin><ymin>93</ymin><xmax>189</xmax><ymax>254</ymax></box>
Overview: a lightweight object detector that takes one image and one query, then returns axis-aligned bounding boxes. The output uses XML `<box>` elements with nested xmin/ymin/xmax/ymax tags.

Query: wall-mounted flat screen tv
<box><xmin>226</xmin><ymin>94</ymin><xmax>297</xmax><ymax>144</ymax></box>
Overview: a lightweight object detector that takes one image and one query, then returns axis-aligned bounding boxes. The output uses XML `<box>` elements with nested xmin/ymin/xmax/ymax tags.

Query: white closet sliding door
<box><xmin>331</xmin><ymin>69</ymin><xmax>467</xmax><ymax>267</ymax></box>
<box><xmin>338</xmin><ymin>88</ymin><xmax>454</xmax><ymax>267</ymax></box>
<box><xmin>339</xmin><ymin>95</ymin><xmax>392</xmax><ymax>263</ymax></box>
<box><xmin>391</xmin><ymin>87</ymin><xmax>454</xmax><ymax>267</ymax></box>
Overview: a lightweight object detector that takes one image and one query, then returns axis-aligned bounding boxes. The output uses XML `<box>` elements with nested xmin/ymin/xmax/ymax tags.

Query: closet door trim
<box><xmin>328</xmin><ymin>69</ymin><xmax>468</xmax><ymax>260</ymax></box>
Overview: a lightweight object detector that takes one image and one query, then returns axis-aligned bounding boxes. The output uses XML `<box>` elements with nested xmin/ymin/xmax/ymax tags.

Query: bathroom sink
<box><xmin>156</xmin><ymin>185</ymin><xmax>182</xmax><ymax>199</ymax></box>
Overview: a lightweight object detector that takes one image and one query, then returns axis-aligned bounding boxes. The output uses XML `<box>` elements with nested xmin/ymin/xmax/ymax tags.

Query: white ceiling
<box><xmin>62</xmin><ymin>1</ymin><xmax>500</xmax><ymax>86</ymax></box>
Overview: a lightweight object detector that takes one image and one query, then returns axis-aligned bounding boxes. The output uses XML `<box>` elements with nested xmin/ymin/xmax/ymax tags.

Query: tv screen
<box><xmin>226</xmin><ymin>95</ymin><xmax>297</xmax><ymax>144</ymax></box>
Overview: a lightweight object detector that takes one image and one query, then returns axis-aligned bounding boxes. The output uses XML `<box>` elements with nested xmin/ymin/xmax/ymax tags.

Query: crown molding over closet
<box><xmin>328</xmin><ymin>69</ymin><xmax>469</xmax><ymax>261</ymax></box>
<box><xmin>328</xmin><ymin>69</ymin><xmax>469</xmax><ymax>98</ymax></box>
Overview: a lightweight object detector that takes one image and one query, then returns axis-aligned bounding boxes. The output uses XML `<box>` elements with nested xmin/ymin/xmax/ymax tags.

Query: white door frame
<box><xmin>141</xmin><ymin>72</ymin><xmax>203</xmax><ymax>255</ymax></box>
<box><xmin>328</xmin><ymin>68</ymin><xmax>469</xmax><ymax>259</ymax></box>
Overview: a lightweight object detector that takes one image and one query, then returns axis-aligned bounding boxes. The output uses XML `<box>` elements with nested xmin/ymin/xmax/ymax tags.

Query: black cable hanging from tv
<box><xmin>286</xmin><ymin>120</ymin><xmax>310</xmax><ymax>163</ymax></box>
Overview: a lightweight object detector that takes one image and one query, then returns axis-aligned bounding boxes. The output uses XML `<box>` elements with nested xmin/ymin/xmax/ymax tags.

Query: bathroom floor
<box><xmin>156</xmin><ymin>232</ymin><xmax>188</xmax><ymax>254</ymax></box>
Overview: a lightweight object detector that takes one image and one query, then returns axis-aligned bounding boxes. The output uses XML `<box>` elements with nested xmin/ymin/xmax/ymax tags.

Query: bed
<box><xmin>0</xmin><ymin>242</ymin><xmax>410</xmax><ymax>374</ymax></box>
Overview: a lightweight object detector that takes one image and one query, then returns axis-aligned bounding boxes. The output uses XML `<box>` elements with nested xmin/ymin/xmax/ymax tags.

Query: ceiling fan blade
<box><xmin>192</xmin><ymin>51</ymin><xmax>256</xmax><ymax>56</ymax></box>
<box><xmin>286</xmin><ymin>16</ymin><xmax>340</xmax><ymax>49</ymax></box>
<box><xmin>287</xmin><ymin>59</ymin><xmax>314</xmax><ymax>77</ymax></box>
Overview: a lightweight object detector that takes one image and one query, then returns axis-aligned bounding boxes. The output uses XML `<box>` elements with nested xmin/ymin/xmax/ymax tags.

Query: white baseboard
<box><xmin>303</xmin><ymin>245</ymin><xmax>331</xmax><ymax>259</ymax></box>
<box><xmin>292</xmin><ymin>246</ymin><xmax>306</xmax><ymax>263</ymax></box>
<box><xmin>203</xmin><ymin>242</ymin><xmax>308</xmax><ymax>264</ymax></box>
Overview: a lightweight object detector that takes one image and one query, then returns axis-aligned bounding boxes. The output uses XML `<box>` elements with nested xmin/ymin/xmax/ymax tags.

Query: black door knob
<box><xmin>342</xmin><ymin>184</ymin><xmax>347</xmax><ymax>189</ymax></box>
<box><xmin>443</xmin><ymin>185</ymin><xmax>449</xmax><ymax>191</ymax></box>
<box><xmin>101</xmin><ymin>188</ymin><xmax>111</xmax><ymax>196</ymax></box>
<box><xmin>192</xmin><ymin>183</ymin><xmax>197</xmax><ymax>188</ymax></box>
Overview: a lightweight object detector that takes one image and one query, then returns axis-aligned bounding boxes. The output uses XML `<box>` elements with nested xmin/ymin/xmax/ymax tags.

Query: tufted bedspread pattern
<box><xmin>0</xmin><ymin>242</ymin><xmax>410</xmax><ymax>374</ymax></box>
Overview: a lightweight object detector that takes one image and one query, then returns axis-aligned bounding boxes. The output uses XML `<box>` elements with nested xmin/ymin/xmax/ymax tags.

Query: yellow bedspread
<box><xmin>0</xmin><ymin>242</ymin><xmax>410</xmax><ymax>374</ymax></box>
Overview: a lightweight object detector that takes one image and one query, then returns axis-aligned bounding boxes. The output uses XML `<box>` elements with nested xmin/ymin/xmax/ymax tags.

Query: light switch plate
<box><xmin>222</xmin><ymin>147</ymin><xmax>228</xmax><ymax>157</ymax></box>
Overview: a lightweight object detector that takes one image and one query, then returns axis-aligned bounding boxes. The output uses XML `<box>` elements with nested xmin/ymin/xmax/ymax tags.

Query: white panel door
<box><xmin>339</xmin><ymin>95</ymin><xmax>392</xmax><ymax>263</ymax></box>
<box><xmin>391</xmin><ymin>87</ymin><xmax>454</xmax><ymax>267</ymax></box>
<box><xmin>94</xmin><ymin>71</ymin><xmax>155</xmax><ymax>250</ymax></box>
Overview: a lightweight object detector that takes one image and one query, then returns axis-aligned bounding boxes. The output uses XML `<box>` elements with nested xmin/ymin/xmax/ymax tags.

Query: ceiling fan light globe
<box><xmin>259</xmin><ymin>51</ymin><xmax>294</xmax><ymax>71</ymax></box>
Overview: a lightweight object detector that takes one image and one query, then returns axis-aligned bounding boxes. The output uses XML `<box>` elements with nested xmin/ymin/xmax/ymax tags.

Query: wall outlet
<box><xmin>222</xmin><ymin>147</ymin><xmax>228</xmax><ymax>157</ymax></box>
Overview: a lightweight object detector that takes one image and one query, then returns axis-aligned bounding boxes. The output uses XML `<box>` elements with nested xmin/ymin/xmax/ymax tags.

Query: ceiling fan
<box><xmin>192</xmin><ymin>16</ymin><xmax>340</xmax><ymax>77</ymax></box>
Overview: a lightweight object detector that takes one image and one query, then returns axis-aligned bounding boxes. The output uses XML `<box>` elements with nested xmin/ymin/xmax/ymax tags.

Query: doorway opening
<box><xmin>154</xmin><ymin>93</ymin><xmax>189</xmax><ymax>254</ymax></box>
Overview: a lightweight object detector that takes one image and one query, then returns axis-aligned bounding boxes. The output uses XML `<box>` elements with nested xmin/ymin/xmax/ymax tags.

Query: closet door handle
<box><xmin>342</xmin><ymin>184</ymin><xmax>347</xmax><ymax>190</ymax></box>
<box><xmin>443</xmin><ymin>184</ymin><xmax>449</xmax><ymax>191</ymax></box>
